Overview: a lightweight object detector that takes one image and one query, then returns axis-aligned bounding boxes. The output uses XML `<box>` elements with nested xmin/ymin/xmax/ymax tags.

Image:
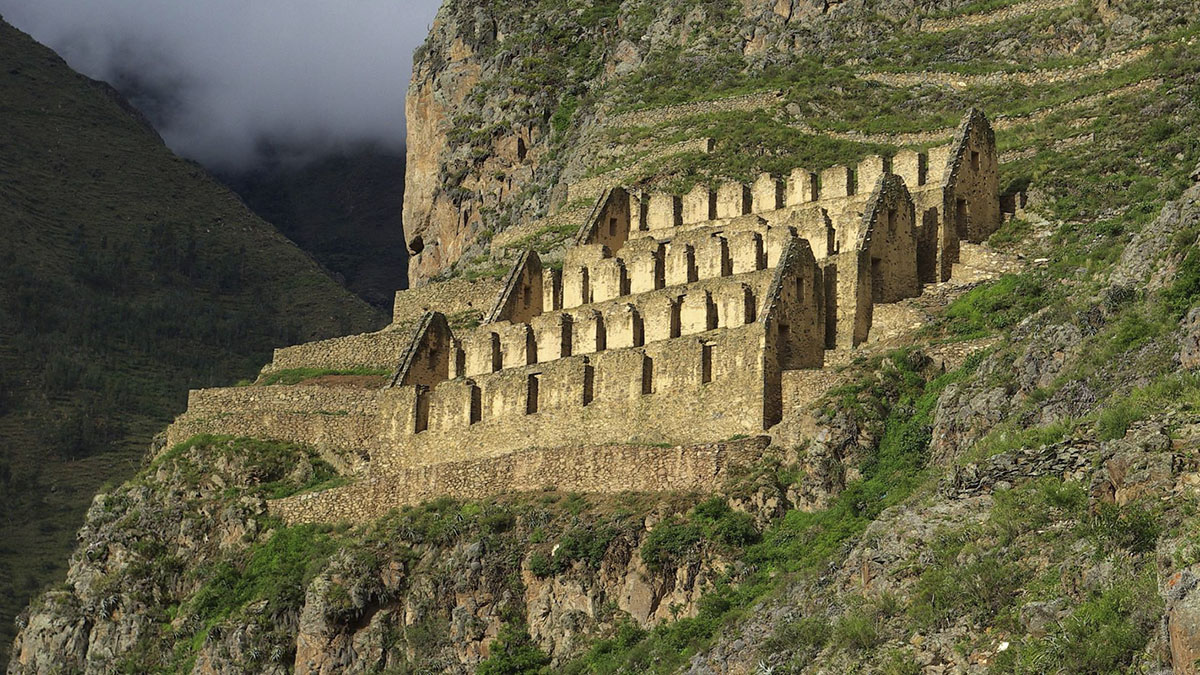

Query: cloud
<box><xmin>0</xmin><ymin>0</ymin><xmax>443</xmax><ymax>169</ymax></box>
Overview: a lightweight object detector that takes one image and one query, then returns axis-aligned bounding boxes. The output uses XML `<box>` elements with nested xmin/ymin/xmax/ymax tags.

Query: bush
<box><xmin>1164</xmin><ymin>247</ymin><xmax>1200</xmax><ymax>316</ymax></box>
<box><xmin>640</xmin><ymin>519</ymin><xmax>702</xmax><ymax>569</ymax></box>
<box><xmin>711</xmin><ymin>511</ymin><xmax>758</xmax><ymax>548</ymax></box>
<box><xmin>1083</xmin><ymin>502</ymin><xmax>1160</xmax><ymax>554</ymax></box>
<box><xmin>528</xmin><ymin>552</ymin><xmax>554</xmax><ymax>578</ymax></box>
<box><xmin>832</xmin><ymin>608</ymin><xmax>881</xmax><ymax>651</ymax></box>
<box><xmin>188</xmin><ymin>524</ymin><xmax>338</xmax><ymax>628</ymax></box>
<box><xmin>910</xmin><ymin>552</ymin><xmax>1028</xmax><ymax>629</ymax></box>
<box><xmin>692</xmin><ymin>498</ymin><xmax>760</xmax><ymax>547</ymax></box>
<box><xmin>1096</xmin><ymin>403</ymin><xmax>1141</xmax><ymax>441</ymax></box>
<box><xmin>477</xmin><ymin>623</ymin><xmax>550</xmax><ymax>675</ymax></box>
<box><xmin>1016</xmin><ymin>572</ymin><xmax>1160</xmax><ymax>673</ymax></box>
<box><xmin>760</xmin><ymin>617</ymin><xmax>831</xmax><ymax>663</ymax></box>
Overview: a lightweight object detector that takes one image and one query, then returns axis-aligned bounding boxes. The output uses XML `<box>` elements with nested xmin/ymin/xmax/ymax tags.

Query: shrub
<box><xmin>1165</xmin><ymin>247</ymin><xmax>1200</xmax><ymax>316</ymax></box>
<box><xmin>640</xmin><ymin>518</ymin><xmax>702</xmax><ymax>569</ymax></box>
<box><xmin>1016</xmin><ymin>572</ymin><xmax>1160</xmax><ymax>673</ymax></box>
<box><xmin>711</xmin><ymin>511</ymin><xmax>758</xmax><ymax>548</ymax></box>
<box><xmin>1096</xmin><ymin>403</ymin><xmax>1141</xmax><ymax>441</ymax></box>
<box><xmin>759</xmin><ymin>617</ymin><xmax>831</xmax><ymax>663</ymax></box>
<box><xmin>477</xmin><ymin>623</ymin><xmax>550</xmax><ymax>675</ymax></box>
<box><xmin>832</xmin><ymin>608</ymin><xmax>881</xmax><ymax>651</ymax></box>
<box><xmin>1082</xmin><ymin>502</ymin><xmax>1161</xmax><ymax>554</ymax></box>
<box><xmin>528</xmin><ymin>552</ymin><xmax>554</xmax><ymax>578</ymax></box>
<box><xmin>692</xmin><ymin>498</ymin><xmax>760</xmax><ymax>547</ymax></box>
<box><xmin>909</xmin><ymin>552</ymin><xmax>1028</xmax><ymax>629</ymax></box>
<box><xmin>881</xmin><ymin>649</ymin><xmax>923</xmax><ymax>675</ymax></box>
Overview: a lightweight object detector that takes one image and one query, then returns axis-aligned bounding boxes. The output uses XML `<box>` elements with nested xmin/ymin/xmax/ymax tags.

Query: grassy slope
<box><xmin>0</xmin><ymin>18</ymin><xmax>384</xmax><ymax>661</ymax></box>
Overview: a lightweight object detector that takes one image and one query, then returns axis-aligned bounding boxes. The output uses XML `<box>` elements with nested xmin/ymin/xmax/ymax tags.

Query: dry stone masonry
<box><xmin>165</xmin><ymin>110</ymin><xmax>1003</xmax><ymax>523</ymax></box>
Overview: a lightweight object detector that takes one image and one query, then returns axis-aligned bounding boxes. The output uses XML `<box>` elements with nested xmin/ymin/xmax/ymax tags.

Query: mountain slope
<box><xmin>10</xmin><ymin>0</ymin><xmax>1200</xmax><ymax>672</ymax></box>
<box><xmin>217</xmin><ymin>145</ymin><xmax>409</xmax><ymax>309</ymax></box>
<box><xmin>0</xmin><ymin>18</ymin><xmax>384</xmax><ymax>663</ymax></box>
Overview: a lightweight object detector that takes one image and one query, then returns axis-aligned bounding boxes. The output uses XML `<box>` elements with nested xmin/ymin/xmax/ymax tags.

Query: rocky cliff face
<box><xmin>10</xmin><ymin>0</ymin><xmax>1200</xmax><ymax>671</ymax></box>
<box><xmin>401</xmin><ymin>0</ymin><xmax>907</xmax><ymax>284</ymax></box>
<box><xmin>6</xmin><ymin>435</ymin><xmax>763</xmax><ymax>673</ymax></box>
<box><xmin>400</xmin><ymin>0</ymin><xmax>1183</xmax><ymax>284</ymax></box>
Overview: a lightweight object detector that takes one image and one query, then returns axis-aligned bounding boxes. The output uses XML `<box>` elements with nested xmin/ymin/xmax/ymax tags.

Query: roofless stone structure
<box><xmin>165</xmin><ymin>110</ymin><xmax>1002</xmax><ymax>523</ymax></box>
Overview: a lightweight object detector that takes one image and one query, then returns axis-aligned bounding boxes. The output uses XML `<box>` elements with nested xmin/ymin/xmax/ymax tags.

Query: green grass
<box><xmin>996</xmin><ymin>569</ymin><xmax>1161</xmax><ymax>673</ymax></box>
<box><xmin>942</xmin><ymin>274</ymin><xmax>1052</xmax><ymax>338</ymax></box>
<box><xmin>1094</xmin><ymin>371</ymin><xmax>1200</xmax><ymax>441</ymax></box>
<box><xmin>254</xmin><ymin>366</ymin><xmax>391</xmax><ymax>386</ymax></box>
<box><xmin>149</xmin><ymin>435</ymin><xmax>345</xmax><ymax>500</ymax></box>
<box><xmin>962</xmin><ymin>418</ymin><xmax>1076</xmax><ymax>463</ymax></box>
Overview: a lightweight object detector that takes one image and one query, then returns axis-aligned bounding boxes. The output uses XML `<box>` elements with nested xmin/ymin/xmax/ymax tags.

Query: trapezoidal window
<box><xmin>582</xmin><ymin>364</ymin><xmax>594</xmax><ymax>406</ymax></box>
<box><xmin>469</xmin><ymin>383</ymin><xmax>482</xmax><ymax>424</ymax></box>
<box><xmin>955</xmin><ymin>198</ymin><xmax>969</xmax><ymax>239</ymax></box>
<box><xmin>641</xmin><ymin>356</ymin><xmax>654</xmax><ymax>395</ymax></box>
<box><xmin>701</xmin><ymin>343</ymin><xmax>714</xmax><ymax>384</ymax></box>
<box><xmin>778</xmin><ymin>322</ymin><xmax>791</xmax><ymax>364</ymax></box>
<box><xmin>970</xmin><ymin>150</ymin><xmax>980</xmax><ymax>172</ymax></box>
<box><xmin>608</xmin><ymin>217</ymin><xmax>618</xmax><ymax>237</ymax></box>
<box><xmin>871</xmin><ymin>257</ymin><xmax>884</xmax><ymax>302</ymax></box>
<box><xmin>526</xmin><ymin>374</ymin><xmax>541</xmax><ymax>415</ymax></box>
<box><xmin>414</xmin><ymin>386</ymin><xmax>430</xmax><ymax>433</ymax></box>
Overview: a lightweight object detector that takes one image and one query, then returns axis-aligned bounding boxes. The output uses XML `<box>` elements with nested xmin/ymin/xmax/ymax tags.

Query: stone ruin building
<box><xmin>166</xmin><ymin>109</ymin><xmax>1002</xmax><ymax>523</ymax></box>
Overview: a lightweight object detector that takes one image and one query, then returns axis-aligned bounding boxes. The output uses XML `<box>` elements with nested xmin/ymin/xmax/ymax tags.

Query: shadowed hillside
<box><xmin>218</xmin><ymin>145</ymin><xmax>409</xmax><ymax>309</ymax></box>
<box><xmin>0</xmin><ymin>18</ymin><xmax>384</xmax><ymax>661</ymax></box>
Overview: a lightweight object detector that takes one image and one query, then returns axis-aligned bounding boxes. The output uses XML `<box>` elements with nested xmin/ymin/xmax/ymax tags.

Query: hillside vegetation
<box><xmin>217</xmin><ymin>146</ymin><xmax>409</xmax><ymax>309</ymax></box>
<box><xmin>10</xmin><ymin>0</ymin><xmax>1200</xmax><ymax>672</ymax></box>
<box><xmin>0</xmin><ymin>18</ymin><xmax>384</xmax><ymax>663</ymax></box>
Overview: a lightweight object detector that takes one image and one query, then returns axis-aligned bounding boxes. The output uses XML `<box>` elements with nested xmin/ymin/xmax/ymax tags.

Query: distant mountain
<box><xmin>0</xmin><ymin>18</ymin><xmax>384</xmax><ymax>662</ymax></box>
<box><xmin>218</xmin><ymin>145</ymin><xmax>409</xmax><ymax>309</ymax></box>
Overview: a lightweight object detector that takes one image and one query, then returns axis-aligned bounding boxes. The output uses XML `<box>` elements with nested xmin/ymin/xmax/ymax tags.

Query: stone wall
<box><xmin>566</xmin><ymin>110</ymin><xmax>1001</xmax><ymax>294</ymax></box>
<box><xmin>859</xmin><ymin>174</ymin><xmax>920</xmax><ymax>304</ymax></box>
<box><xmin>941</xmin><ymin>109</ymin><xmax>1002</xmax><ymax>244</ymax></box>
<box><xmin>165</xmin><ymin>386</ymin><xmax>385</xmax><ymax>455</ymax></box>
<box><xmin>486</xmin><ymin>251</ymin><xmax>545</xmax><ymax>324</ymax></box>
<box><xmin>166</xmin><ymin>410</ymin><xmax>380</xmax><ymax>461</ymax></box>
<box><xmin>600</xmin><ymin>90</ymin><xmax>784</xmax><ymax>130</ymax></box>
<box><xmin>919</xmin><ymin>0</ymin><xmax>1075</xmax><ymax>32</ymax></box>
<box><xmin>270</xmin><ymin>437</ymin><xmax>771</xmax><ymax>524</ymax></box>
<box><xmin>376</xmin><ymin>322</ymin><xmax>772</xmax><ymax>471</ymax></box>
<box><xmin>166</xmin><ymin>109</ymin><xmax>1006</xmax><ymax>526</ymax></box>
<box><xmin>566</xmin><ymin>138</ymin><xmax>715</xmax><ymax>203</ymax></box>
<box><xmin>858</xmin><ymin>43</ymin><xmax>1155</xmax><ymax>90</ymax></box>
<box><xmin>182</xmin><ymin>386</ymin><xmax>381</xmax><ymax>417</ymax></box>
<box><xmin>393</xmin><ymin>276</ymin><xmax>505</xmax><ymax>323</ymax></box>
<box><xmin>262</xmin><ymin>324</ymin><xmax>418</xmax><ymax>374</ymax></box>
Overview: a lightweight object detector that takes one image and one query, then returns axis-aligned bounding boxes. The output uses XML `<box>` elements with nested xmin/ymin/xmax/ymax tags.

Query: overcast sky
<box><xmin>0</xmin><ymin>0</ymin><xmax>444</xmax><ymax>170</ymax></box>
